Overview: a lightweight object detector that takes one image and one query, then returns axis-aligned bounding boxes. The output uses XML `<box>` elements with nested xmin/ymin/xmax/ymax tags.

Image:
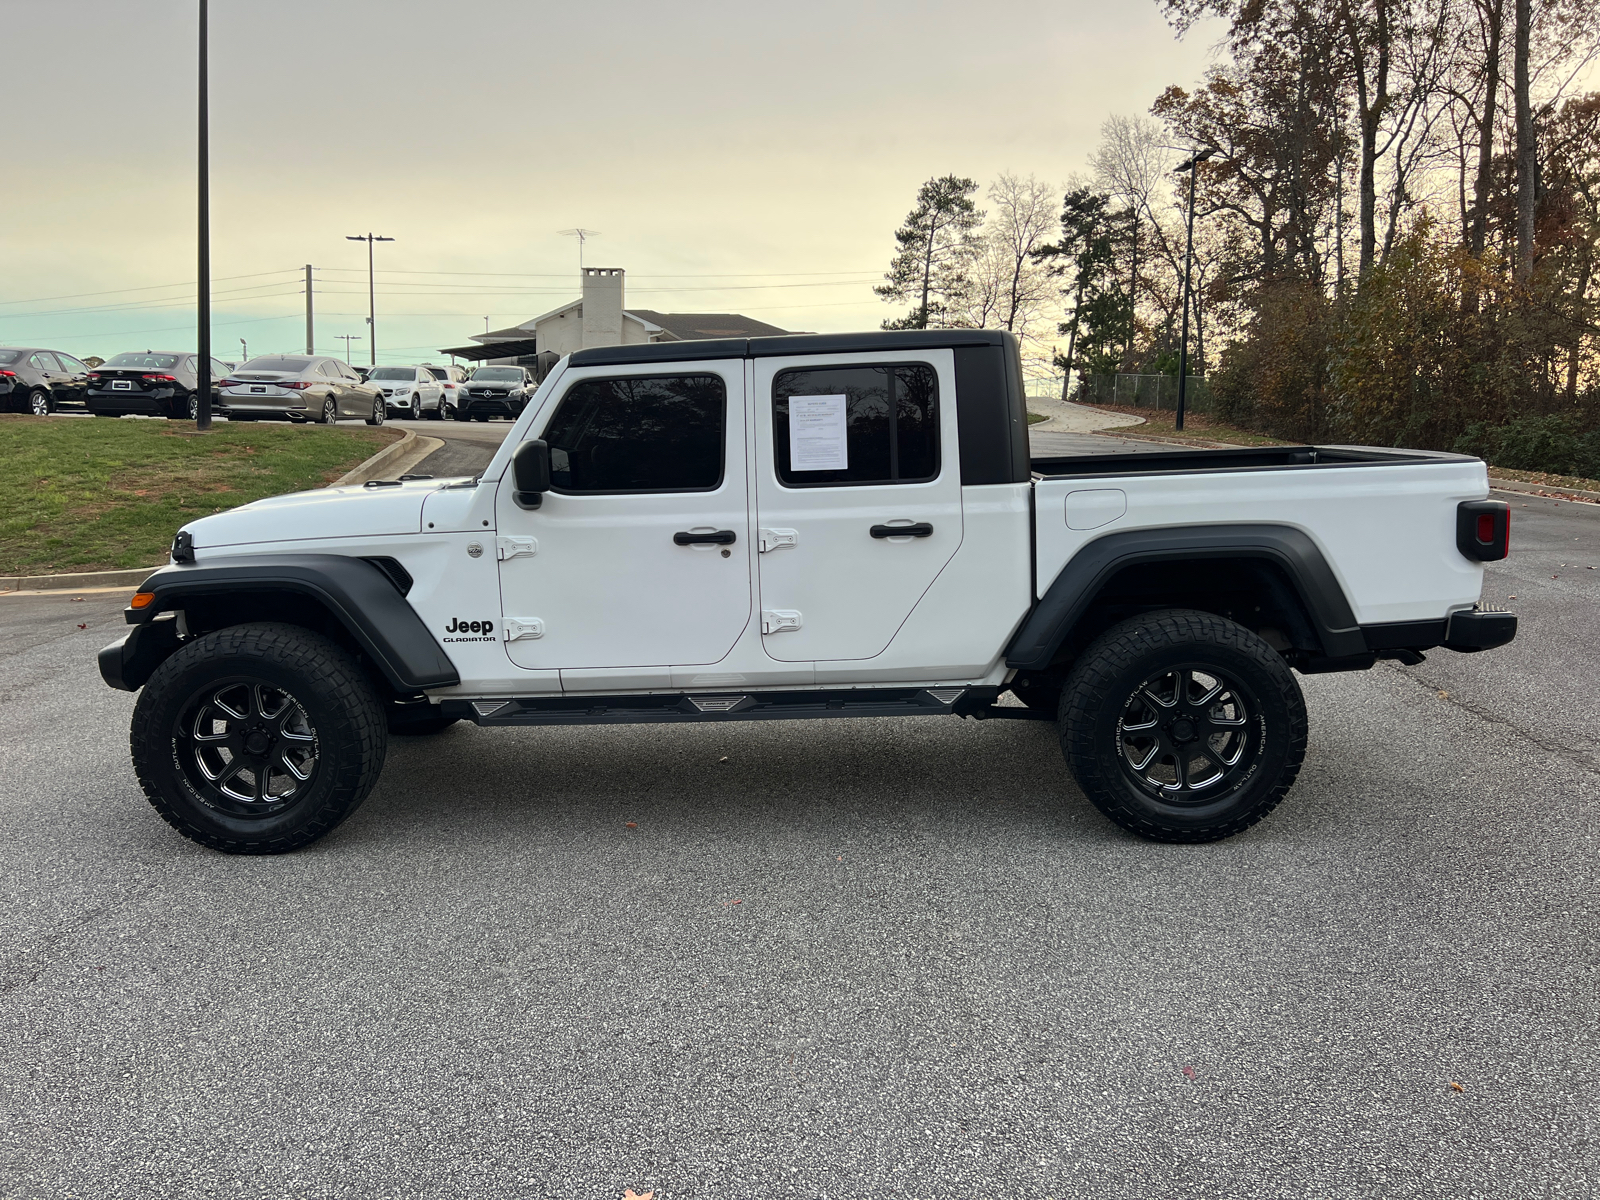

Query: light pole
<box><xmin>345</xmin><ymin>232</ymin><xmax>394</xmax><ymax>366</ymax></box>
<box><xmin>335</xmin><ymin>334</ymin><xmax>362</xmax><ymax>363</ymax></box>
<box><xmin>1173</xmin><ymin>147</ymin><xmax>1217</xmax><ymax>432</ymax></box>
<box><xmin>195</xmin><ymin>0</ymin><xmax>212</xmax><ymax>430</ymax></box>
<box><xmin>238</xmin><ymin>337</ymin><xmax>247</xmax><ymax>363</ymax></box>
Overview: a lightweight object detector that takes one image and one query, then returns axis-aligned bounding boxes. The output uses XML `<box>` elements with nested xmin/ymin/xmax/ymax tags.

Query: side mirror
<box><xmin>511</xmin><ymin>439</ymin><xmax>550</xmax><ymax>509</ymax></box>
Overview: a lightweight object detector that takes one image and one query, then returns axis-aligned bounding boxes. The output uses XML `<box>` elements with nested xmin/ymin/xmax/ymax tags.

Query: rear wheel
<box><xmin>1058</xmin><ymin>609</ymin><xmax>1307</xmax><ymax>843</ymax></box>
<box><xmin>29</xmin><ymin>389</ymin><xmax>52</xmax><ymax>416</ymax></box>
<box><xmin>130</xmin><ymin>623</ymin><xmax>387</xmax><ymax>854</ymax></box>
<box><xmin>321</xmin><ymin>398</ymin><xmax>338</xmax><ymax>425</ymax></box>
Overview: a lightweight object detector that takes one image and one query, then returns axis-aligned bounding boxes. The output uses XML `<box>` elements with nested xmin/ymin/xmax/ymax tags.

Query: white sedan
<box><xmin>367</xmin><ymin>365</ymin><xmax>446</xmax><ymax>419</ymax></box>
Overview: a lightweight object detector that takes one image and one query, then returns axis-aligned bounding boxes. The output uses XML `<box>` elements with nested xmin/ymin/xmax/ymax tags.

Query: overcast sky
<box><xmin>2</xmin><ymin>0</ymin><xmax>1226</xmax><ymax>364</ymax></box>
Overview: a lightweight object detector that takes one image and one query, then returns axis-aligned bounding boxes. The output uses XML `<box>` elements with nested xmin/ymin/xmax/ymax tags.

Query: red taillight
<box><xmin>1477</xmin><ymin>513</ymin><xmax>1495</xmax><ymax>542</ymax></box>
<box><xmin>219</xmin><ymin>379</ymin><xmax>239</xmax><ymax>388</ymax></box>
<box><xmin>88</xmin><ymin>372</ymin><xmax>102</xmax><ymax>380</ymax></box>
<box><xmin>0</xmin><ymin>369</ymin><xmax>15</xmax><ymax>377</ymax></box>
<box><xmin>142</xmin><ymin>374</ymin><xmax>178</xmax><ymax>383</ymax></box>
<box><xmin>1457</xmin><ymin>500</ymin><xmax>1509</xmax><ymax>562</ymax></box>
<box><xmin>280</xmin><ymin>380</ymin><xmax>313</xmax><ymax>390</ymax></box>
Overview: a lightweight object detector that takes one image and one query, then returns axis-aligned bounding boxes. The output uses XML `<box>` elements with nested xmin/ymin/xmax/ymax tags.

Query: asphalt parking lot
<box><xmin>1</xmin><ymin>477</ymin><xmax>1595</xmax><ymax>1198</ymax></box>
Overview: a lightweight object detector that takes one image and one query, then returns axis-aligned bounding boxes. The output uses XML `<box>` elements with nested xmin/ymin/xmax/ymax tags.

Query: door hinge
<box><xmin>761</xmin><ymin>609</ymin><xmax>803</xmax><ymax>634</ymax></box>
<box><xmin>758</xmin><ymin>527</ymin><xmax>798</xmax><ymax>553</ymax></box>
<box><xmin>496</xmin><ymin>536</ymin><xmax>537</xmax><ymax>561</ymax></box>
<box><xmin>503</xmin><ymin>618</ymin><xmax>545</xmax><ymax>642</ymax></box>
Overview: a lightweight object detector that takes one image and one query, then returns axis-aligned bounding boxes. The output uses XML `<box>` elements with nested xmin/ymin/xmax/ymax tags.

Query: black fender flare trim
<box><xmin>1004</xmin><ymin>524</ymin><xmax>1366</xmax><ymax>670</ymax></box>
<box><xmin>118</xmin><ymin>553</ymin><xmax>460</xmax><ymax>691</ymax></box>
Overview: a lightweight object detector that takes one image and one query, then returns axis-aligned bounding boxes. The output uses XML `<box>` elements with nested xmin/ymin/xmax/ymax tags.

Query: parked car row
<box><xmin>3</xmin><ymin>344</ymin><xmax>536</xmax><ymax>424</ymax></box>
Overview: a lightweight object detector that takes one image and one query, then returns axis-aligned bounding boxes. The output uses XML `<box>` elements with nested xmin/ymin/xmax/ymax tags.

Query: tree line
<box><xmin>876</xmin><ymin>0</ymin><xmax>1600</xmax><ymax>475</ymax></box>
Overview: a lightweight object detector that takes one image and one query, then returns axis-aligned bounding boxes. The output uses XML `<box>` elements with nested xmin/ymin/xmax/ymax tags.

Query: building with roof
<box><xmin>439</xmin><ymin>267</ymin><xmax>789</xmax><ymax>373</ymax></box>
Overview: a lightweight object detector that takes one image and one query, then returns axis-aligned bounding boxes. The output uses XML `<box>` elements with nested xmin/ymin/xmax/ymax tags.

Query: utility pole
<box><xmin>559</xmin><ymin>228</ymin><xmax>600</xmax><ymax>270</ymax></box>
<box><xmin>1173</xmin><ymin>147</ymin><xmax>1216</xmax><ymax>433</ymax></box>
<box><xmin>335</xmin><ymin>334</ymin><xmax>362</xmax><ymax>363</ymax></box>
<box><xmin>304</xmin><ymin>264</ymin><xmax>314</xmax><ymax>354</ymax></box>
<box><xmin>345</xmin><ymin>232</ymin><xmax>394</xmax><ymax>366</ymax></box>
<box><xmin>195</xmin><ymin>0</ymin><xmax>212</xmax><ymax>430</ymax></box>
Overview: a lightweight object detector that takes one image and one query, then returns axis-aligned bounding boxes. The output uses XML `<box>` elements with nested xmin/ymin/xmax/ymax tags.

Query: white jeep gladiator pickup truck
<box><xmin>99</xmin><ymin>330</ymin><xmax>1516</xmax><ymax>854</ymax></box>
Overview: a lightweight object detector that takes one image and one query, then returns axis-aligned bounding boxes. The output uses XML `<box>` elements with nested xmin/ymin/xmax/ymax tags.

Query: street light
<box><xmin>195</xmin><ymin>0</ymin><xmax>212</xmax><ymax>430</ymax></box>
<box><xmin>345</xmin><ymin>232</ymin><xmax>394</xmax><ymax>366</ymax></box>
<box><xmin>1173</xmin><ymin>147</ymin><xmax>1217</xmax><ymax>432</ymax></box>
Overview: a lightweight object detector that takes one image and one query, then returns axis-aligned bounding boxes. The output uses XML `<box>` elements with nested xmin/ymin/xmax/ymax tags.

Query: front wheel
<box><xmin>129</xmin><ymin>623</ymin><xmax>388</xmax><ymax>854</ymax></box>
<box><xmin>365</xmin><ymin>398</ymin><xmax>385</xmax><ymax>426</ymax></box>
<box><xmin>1058</xmin><ymin>609</ymin><xmax>1307</xmax><ymax>843</ymax></box>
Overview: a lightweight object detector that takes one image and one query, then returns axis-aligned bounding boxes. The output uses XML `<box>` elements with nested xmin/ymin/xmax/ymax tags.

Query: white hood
<box><xmin>182</xmin><ymin>479</ymin><xmax>460</xmax><ymax>552</ymax></box>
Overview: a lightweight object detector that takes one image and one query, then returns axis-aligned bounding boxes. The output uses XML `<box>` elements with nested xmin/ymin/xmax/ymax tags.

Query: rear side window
<box><xmin>772</xmin><ymin>363</ymin><xmax>939</xmax><ymax>487</ymax></box>
<box><xmin>29</xmin><ymin>353</ymin><xmax>59</xmax><ymax>371</ymax></box>
<box><xmin>543</xmin><ymin>373</ymin><xmax>725</xmax><ymax>493</ymax></box>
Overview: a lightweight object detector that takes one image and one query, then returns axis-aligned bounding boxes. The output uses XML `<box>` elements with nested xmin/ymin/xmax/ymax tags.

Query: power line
<box><xmin>0</xmin><ymin>268</ymin><xmax>299</xmax><ymax>308</ymax></box>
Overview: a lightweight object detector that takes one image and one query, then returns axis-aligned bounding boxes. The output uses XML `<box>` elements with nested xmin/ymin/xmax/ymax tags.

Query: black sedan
<box><xmin>85</xmin><ymin>351</ymin><xmax>230</xmax><ymax>420</ymax></box>
<box><xmin>0</xmin><ymin>347</ymin><xmax>93</xmax><ymax>413</ymax></box>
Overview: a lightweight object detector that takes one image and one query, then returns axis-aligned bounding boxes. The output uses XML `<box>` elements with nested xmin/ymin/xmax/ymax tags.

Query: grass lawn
<box><xmin>3</xmin><ymin>416</ymin><xmax>401</xmax><ymax>575</ymax></box>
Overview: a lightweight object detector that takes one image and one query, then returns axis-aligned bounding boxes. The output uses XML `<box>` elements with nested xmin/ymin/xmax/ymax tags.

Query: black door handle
<box><xmin>673</xmin><ymin>529</ymin><xmax>737</xmax><ymax>545</ymax></box>
<box><xmin>870</xmin><ymin>522</ymin><xmax>934</xmax><ymax>539</ymax></box>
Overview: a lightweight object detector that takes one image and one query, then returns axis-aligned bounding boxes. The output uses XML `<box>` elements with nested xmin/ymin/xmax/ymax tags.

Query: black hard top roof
<box><xmin>567</xmin><ymin>329</ymin><xmax>1012</xmax><ymax>369</ymax></box>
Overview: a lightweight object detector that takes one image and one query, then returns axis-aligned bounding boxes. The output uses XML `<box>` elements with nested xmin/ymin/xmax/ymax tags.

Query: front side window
<box><xmin>772</xmin><ymin>363</ymin><xmax>939</xmax><ymax>487</ymax></box>
<box><xmin>542</xmin><ymin>373</ymin><xmax>726</xmax><ymax>494</ymax></box>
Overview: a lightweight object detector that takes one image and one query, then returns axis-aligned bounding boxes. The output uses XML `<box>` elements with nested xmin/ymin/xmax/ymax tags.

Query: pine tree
<box><xmin>875</xmin><ymin>176</ymin><xmax>984</xmax><ymax>329</ymax></box>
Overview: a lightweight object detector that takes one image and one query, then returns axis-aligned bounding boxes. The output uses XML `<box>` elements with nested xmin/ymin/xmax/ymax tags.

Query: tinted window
<box><xmin>104</xmin><ymin>353</ymin><xmax>181</xmax><ymax>370</ymax></box>
<box><xmin>424</xmin><ymin>367</ymin><xmax>448</xmax><ymax>380</ymax></box>
<box><xmin>773</xmin><ymin>364</ymin><xmax>939</xmax><ymax>487</ymax></box>
<box><xmin>56</xmin><ymin>353</ymin><xmax>88</xmax><ymax>372</ymax></box>
<box><xmin>0</xmin><ymin>350</ymin><xmax>20</xmax><ymax>365</ymax></box>
<box><xmin>29</xmin><ymin>353</ymin><xmax>59</xmax><ymax>371</ymax></box>
<box><xmin>211</xmin><ymin>359</ymin><xmax>229</xmax><ymax>377</ymax></box>
<box><xmin>242</xmin><ymin>356</ymin><xmax>312</xmax><ymax>372</ymax></box>
<box><xmin>543</xmin><ymin>373</ymin><xmax>725</xmax><ymax>493</ymax></box>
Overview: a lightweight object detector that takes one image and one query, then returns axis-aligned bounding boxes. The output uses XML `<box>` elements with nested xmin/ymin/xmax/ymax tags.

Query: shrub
<box><xmin>1452</xmin><ymin>414</ymin><xmax>1600</xmax><ymax>479</ymax></box>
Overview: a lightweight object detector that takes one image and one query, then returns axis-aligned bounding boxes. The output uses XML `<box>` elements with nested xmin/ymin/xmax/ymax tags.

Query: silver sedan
<box><xmin>219</xmin><ymin>355</ymin><xmax>385</xmax><ymax>424</ymax></box>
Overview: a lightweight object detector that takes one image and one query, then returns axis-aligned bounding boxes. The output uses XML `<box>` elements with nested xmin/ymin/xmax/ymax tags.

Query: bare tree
<box><xmin>952</xmin><ymin>173</ymin><xmax>1059</xmax><ymax>346</ymax></box>
<box><xmin>1091</xmin><ymin>115</ymin><xmax>1173</xmax><ymax>364</ymax></box>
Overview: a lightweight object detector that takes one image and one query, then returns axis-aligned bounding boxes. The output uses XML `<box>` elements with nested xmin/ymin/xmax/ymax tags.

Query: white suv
<box><xmin>368</xmin><ymin>365</ymin><xmax>446</xmax><ymax>419</ymax></box>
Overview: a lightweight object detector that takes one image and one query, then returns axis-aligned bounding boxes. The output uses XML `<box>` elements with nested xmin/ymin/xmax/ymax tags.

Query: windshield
<box><xmin>0</xmin><ymin>349</ymin><xmax>21</xmax><ymax>365</ymax></box>
<box><xmin>240</xmin><ymin>356</ymin><xmax>312</xmax><ymax>373</ymax></box>
<box><xmin>471</xmin><ymin>367</ymin><xmax>522</xmax><ymax>381</ymax></box>
<box><xmin>368</xmin><ymin>367</ymin><xmax>415</xmax><ymax>381</ymax></box>
<box><xmin>103</xmin><ymin>352</ymin><xmax>181</xmax><ymax>370</ymax></box>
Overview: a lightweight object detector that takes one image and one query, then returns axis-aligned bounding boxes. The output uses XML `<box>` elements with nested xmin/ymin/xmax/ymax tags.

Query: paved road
<box><xmin>1</xmin><ymin>498</ymin><xmax>1595</xmax><ymax>1199</ymax></box>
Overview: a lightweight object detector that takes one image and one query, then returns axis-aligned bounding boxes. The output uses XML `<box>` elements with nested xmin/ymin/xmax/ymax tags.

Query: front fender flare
<box><xmin>1005</xmin><ymin>524</ymin><xmax>1366</xmax><ymax>671</ymax></box>
<box><xmin>109</xmin><ymin>553</ymin><xmax>460</xmax><ymax>692</ymax></box>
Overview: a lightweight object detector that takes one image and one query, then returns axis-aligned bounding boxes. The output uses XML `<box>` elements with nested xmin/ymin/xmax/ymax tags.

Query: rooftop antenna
<box><xmin>558</xmin><ymin>228</ymin><xmax>601</xmax><ymax>270</ymax></box>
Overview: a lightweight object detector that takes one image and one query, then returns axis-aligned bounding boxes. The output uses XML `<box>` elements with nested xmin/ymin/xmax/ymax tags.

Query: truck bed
<box><xmin>1032</xmin><ymin>444</ymin><xmax>1463</xmax><ymax>479</ymax></box>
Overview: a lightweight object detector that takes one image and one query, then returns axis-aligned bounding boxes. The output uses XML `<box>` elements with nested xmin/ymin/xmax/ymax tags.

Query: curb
<box><xmin>1489</xmin><ymin>477</ymin><xmax>1600</xmax><ymax>503</ymax></box>
<box><xmin>0</xmin><ymin>566</ymin><xmax>157</xmax><ymax>593</ymax></box>
<box><xmin>335</xmin><ymin>428</ymin><xmax>419</xmax><ymax>486</ymax></box>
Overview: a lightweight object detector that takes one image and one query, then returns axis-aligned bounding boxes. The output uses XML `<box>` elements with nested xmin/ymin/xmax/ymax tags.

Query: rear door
<box><xmin>495</xmin><ymin>360</ymin><xmax>752</xmax><ymax>678</ymax></box>
<box><xmin>750</xmin><ymin>350</ymin><xmax>962</xmax><ymax>662</ymax></box>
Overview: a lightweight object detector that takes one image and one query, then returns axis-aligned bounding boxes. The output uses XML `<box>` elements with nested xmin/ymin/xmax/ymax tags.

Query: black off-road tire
<box><xmin>1058</xmin><ymin>609</ymin><xmax>1307</xmax><ymax>843</ymax></box>
<box><xmin>130</xmin><ymin>623</ymin><xmax>388</xmax><ymax>854</ymax></box>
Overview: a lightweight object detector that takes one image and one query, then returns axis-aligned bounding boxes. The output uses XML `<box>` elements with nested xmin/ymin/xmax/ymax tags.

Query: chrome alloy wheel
<box><xmin>175</xmin><ymin>680</ymin><xmax>319</xmax><ymax>817</ymax></box>
<box><xmin>1115</xmin><ymin>666</ymin><xmax>1262</xmax><ymax>801</ymax></box>
<box><xmin>30</xmin><ymin>390</ymin><xmax>51</xmax><ymax>416</ymax></box>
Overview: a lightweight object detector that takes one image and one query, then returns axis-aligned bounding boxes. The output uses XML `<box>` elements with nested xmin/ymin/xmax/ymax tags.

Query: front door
<box><xmin>495</xmin><ymin>360</ymin><xmax>752</xmax><ymax>675</ymax></box>
<box><xmin>751</xmin><ymin>351</ymin><xmax>963</xmax><ymax>663</ymax></box>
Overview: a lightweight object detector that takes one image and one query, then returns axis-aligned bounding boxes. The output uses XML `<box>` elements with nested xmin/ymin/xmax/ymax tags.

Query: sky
<box><xmin>1</xmin><ymin>0</ymin><xmax>1227</xmax><ymax>367</ymax></box>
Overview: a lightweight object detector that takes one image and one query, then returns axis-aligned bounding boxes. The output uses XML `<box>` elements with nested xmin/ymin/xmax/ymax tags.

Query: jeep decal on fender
<box><xmin>443</xmin><ymin>617</ymin><xmax>496</xmax><ymax>643</ymax></box>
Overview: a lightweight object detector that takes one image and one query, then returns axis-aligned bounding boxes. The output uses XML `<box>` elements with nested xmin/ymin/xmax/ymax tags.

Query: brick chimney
<box><xmin>581</xmin><ymin>267</ymin><xmax>624</xmax><ymax>348</ymax></box>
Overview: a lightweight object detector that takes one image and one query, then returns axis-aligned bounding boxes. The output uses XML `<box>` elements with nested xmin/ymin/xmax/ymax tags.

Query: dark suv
<box><xmin>85</xmin><ymin>351</ymin><xmax>230</xmax><ymax>420</ymax></box>
<box><xmin>0</xmin><ymin>347</ymin><xmax>93</xmax><ymax>414</ymax></box>
<box><xmin>457</xmin><ymin>365</ymin><xmax>535</xmax><ymax>421</ymax></box>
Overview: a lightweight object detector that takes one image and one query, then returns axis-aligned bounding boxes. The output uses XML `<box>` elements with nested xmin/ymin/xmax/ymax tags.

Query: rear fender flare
<box><xmin>1005</xmin><ymin>524</ymin><xmax>1365</xmax><ymax>671</ymax></box>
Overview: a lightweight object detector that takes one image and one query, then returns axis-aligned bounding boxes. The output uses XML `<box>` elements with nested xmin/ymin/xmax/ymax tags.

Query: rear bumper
<box><xmin>86</xmin><ymin>392</ymin><xmax>173</xmax><ymax>416</ymax></box>
<box><xmin>1444</xmin><ymin>607</ymin><xmax>1518</xmax><ymax>652</ymax></box>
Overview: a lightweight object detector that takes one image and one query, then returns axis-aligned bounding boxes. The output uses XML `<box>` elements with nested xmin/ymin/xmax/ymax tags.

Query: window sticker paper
<box><xmin>789</xmin><ymin>394</ymin><xmax>848</xmax><ymax>471</ymax></box>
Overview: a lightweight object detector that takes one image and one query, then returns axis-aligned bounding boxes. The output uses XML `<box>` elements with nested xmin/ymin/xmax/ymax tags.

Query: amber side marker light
<box><xmin>130</xmin><ymin>592</ymin><xmax>156</xmax><ymax>609</ymax></box>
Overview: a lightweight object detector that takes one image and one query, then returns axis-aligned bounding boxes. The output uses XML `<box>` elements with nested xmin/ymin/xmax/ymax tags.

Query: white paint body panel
<box><xmin>1033</xmin><ymin>454</ymin><xmax>1489</xmax><ymax>623</ymax></box>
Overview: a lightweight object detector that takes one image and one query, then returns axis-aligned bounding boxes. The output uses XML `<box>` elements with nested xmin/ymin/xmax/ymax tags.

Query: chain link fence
<box><xmin>1076</xmin><ymin>373</ymin><xmax>1214</xmax><ymax>413</ymax></box>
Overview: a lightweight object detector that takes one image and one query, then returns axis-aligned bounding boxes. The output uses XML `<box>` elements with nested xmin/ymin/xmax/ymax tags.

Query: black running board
<box><xmin>440</xmin><ymin>686</ymin><xmax>1052</xmax><ymax>727</ymax></box>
